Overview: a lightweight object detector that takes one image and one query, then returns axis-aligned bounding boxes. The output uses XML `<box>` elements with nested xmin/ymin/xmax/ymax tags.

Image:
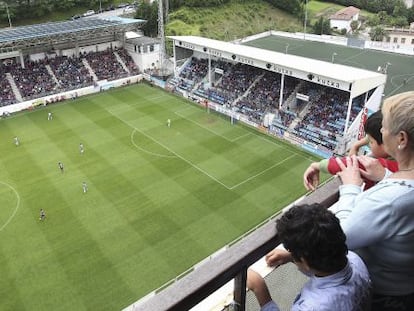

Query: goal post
<box><xmin>205</xmin><ymin>101</ymin><xmax>238</xmax><ymax>125</ymax></box>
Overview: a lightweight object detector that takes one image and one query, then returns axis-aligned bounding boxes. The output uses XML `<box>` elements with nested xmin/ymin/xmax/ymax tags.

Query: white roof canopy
<box><xmin>168</xmin><ymin>35</ymin><xmax>386</xmax><ymax>98</ymax></box>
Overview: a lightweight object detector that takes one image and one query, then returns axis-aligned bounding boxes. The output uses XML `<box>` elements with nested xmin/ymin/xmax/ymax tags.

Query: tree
<box><xmin>377</xmin><ymin>10</ymin><xmax>388</xmax><ymax>23</ymax></box>
<box><xmin>389</xmin><ymin>16</ymin><xmax>408</xmax><ymax>27</ymax></box>
<box><xmin>264</xmin><ymin>0</ymin><xmax>305</xmax><ymax>17</ymax></box>
<box><xmin>313</xmin><ymin>16</ymin><xmax>331</xmax><ymax>35</ymax></box>
<box><xmin>136</xmin><ymin>0</ymin><xmax>159</xmax><ymax>37</ymax></box>
<box><xmin>350</xmin><ymin>20</ymin><xmax>359</xmax><ymax>33</ymax></box>
<box><xmin>369</xmin><ymin>26</ymin><xmax>386</xmax><ymax>41</ymax></box>
<box><xmin>408</xmin><ymin>7</ymin><xmax>414</xmax><ymax>23</ymax></box>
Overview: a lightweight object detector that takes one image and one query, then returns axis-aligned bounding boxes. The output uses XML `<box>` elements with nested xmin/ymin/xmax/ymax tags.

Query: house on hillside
<box><xmin>330</xmin><ymin>6</ymin><xmax>360</xmax><ymax>33</ymax></box>
<box><xmin>384</xmin><ymin>23</ymin><xmax>414</xmax><ymax>46</ymax></box>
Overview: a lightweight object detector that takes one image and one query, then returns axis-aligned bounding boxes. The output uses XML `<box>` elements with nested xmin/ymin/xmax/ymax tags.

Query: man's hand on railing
<box><xmin>265</xmin><ymin>248</ymin><xmax>292</xmax><ymax>267</ymax></box>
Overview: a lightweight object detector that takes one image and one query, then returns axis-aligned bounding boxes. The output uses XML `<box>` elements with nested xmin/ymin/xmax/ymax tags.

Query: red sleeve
<box><xmin>326</xmin><ymin>157</ymin><xmax>343</xmax><ymax>175</ymax></box>
<box><xmin>377</xmin><ymin>158</ymin><xmax>399</xmax><ymax>172</ymax></box>
<box><xmin>326</xmin><ymin>157</ymin><xmax>366</xmax><ymax>174</ymax></box>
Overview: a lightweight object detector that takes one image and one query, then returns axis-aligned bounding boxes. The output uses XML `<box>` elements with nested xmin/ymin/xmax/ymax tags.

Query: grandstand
<box><xmin>167</xmin><ymin>35</ymin><xmax>386</xmax><ymax>157</ymax></box>
<box><xmin>0</xmin><ymin>16</ymin><xmax>160</xmax><ymax>110</ymax></box>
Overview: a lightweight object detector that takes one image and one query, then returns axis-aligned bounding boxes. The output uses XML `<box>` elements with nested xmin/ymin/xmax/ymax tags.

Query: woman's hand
<box><xmin>335</xmin><ymin>155</ymin><xmax>364</xmax><ymax>186</ymax></box>
<box><xmin>358</xmin><ymin>155</ymin><xmax>386</xmax><ymax>182</ymax></box>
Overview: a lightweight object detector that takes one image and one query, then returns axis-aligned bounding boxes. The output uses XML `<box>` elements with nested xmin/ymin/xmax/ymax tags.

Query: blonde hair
<box><xmin>382</xmin><ymin>91</ymin><xmax>414</xmax><ymax>149</ymax></box>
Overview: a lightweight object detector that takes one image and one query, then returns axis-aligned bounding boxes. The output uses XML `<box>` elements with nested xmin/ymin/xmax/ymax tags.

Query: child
<box><xmin>303</xmin><ymin>110</ymin><xmax>398</xmax><ymax>191</ymax></box>
<box><xmin>248</xmin><ymin>204</ymin><xmax>371</xmax><ymax>311</ymax></box>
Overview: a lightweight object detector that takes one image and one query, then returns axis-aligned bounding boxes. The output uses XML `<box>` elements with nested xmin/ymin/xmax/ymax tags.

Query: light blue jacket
<box><xmin>335</xmin><ymin>178</ymin><xmax>414</xmax><ymax>296</ymax></box>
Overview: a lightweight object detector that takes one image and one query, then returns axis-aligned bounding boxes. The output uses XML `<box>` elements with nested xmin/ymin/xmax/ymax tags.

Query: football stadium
<box><xmin>0</xmin><ymin>8</ymin><xmax>413</xmax><ymax>311</ymax></box>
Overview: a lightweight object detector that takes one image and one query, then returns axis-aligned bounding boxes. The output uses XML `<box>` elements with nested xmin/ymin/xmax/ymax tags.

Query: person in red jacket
<box><xmin>303</xmin><ymin>110</ymin><xmax>398</xmax><ymax>191</ymax></box>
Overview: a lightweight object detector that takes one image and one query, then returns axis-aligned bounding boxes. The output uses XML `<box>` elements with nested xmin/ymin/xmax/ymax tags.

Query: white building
<box><xmin>404</xmin><ymin>0</ymin><xmax>413</xmax><ymax>8</ymax></box>
<box><xmin>330</xmin><ymin>6</ymin><xmax>360</xmax><ymax>33</ymax></box>
<box><xmin>384</xmin><ymin>23</ymin><xmax>414</xmax><ymax>46</ymax></box>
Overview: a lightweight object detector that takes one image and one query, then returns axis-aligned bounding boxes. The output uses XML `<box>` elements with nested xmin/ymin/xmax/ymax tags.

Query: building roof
<box><xmin>168</xmin><ymin>36</ymin><xmax>386</xmax><ymax>98</ymax></box>
<box><xmin>0</xmin><ymin>17</ymin><xmax>145</xmax><ymax>51</ymax></box>
<box><xmin>385</xmin><ymin>26</ymin><xmax>414</xmax><ymax>36</ymax></box>
<box><xmin>330</xmin><ymin>6</ymin><xmax>360</xmax><ymax>21</ymax></box>
<box><xmin>127</xmin><ymin>36</ymin><xmax>160</xmax><ymax>45</ymax></box>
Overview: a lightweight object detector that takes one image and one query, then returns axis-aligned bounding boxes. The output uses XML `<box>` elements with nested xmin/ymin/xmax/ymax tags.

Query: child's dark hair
<box><xmin>364</xmin><ymin>110</ymin><xmax>383</xmax><ymax>144</ymax></box>
<box><xmin>276</xmin><ymin>203</ymin><xmax>348</xmax><ymax>273</ymax></box>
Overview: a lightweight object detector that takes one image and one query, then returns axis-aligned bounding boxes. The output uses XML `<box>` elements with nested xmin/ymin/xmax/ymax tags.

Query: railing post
<box><xmin>233</xmin><ymin>267</ymin><xmax>247</xmax><ymax>311</ymax></box>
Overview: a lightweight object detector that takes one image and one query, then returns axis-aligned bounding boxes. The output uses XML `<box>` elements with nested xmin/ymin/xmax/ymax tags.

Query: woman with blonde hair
<box><xmin>332</xmin><ymin>91</ymin><xmax>414</xmax><ymax>310</ymax></box>
<box><xmin>267</xmin><ymin>91</ymin><xmax>414</xmax><ymax>310</ymax></box>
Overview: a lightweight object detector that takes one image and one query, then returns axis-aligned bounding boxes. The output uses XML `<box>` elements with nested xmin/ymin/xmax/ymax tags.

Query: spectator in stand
<box><xmin>267</xmin><ymin>91</ymin><xmax>414</xmax><ymax>311</ymax></box>
<box><xmin>303</xmin><ymin>110</ymin><xmax>398</xmax><ymax>191</ymax></box>
<box><xmin>247</xmin><ymin>203</ymin><xmax>371</xmax><ymax>311</ymax></box>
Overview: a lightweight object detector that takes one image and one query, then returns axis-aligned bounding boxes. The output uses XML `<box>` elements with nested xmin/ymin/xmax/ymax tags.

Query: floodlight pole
<box><xmin>331</xmin><ymin>52</ymin><xmax>337</xmax><ymax>63</ymax></box>
<box><xmin>285</xmin><ymin>43</ymin><xmax>289</xmax><ymax>54</ymax></box>
<box><xmin>99</xmin><ymin>0</ymin><xmax>102</xmax><ymax>12</ymax></box>
<box><xmin>3</xmin><ymin>2</ymin><xmax>11</xmax><ymax>28</ymax></box>
<box><xmin>303</xmin><ymin>0</ymin><xmax>308</xmax><ymax>40</ymax></box>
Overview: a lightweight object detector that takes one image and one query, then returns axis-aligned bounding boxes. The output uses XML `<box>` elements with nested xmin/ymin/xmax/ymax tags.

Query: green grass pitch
<box><xmin>0</xmin><ymin>83</ymin><xmax>322</xmax><ymax>310</ymax></box>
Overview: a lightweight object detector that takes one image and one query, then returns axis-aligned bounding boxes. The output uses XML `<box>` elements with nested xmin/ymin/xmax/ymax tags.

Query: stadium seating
<box><xmin>82</xmin><ymin>49</ymin><xmax>128</xmax><ymax>81</ymax></box>
<box><xmin>167</xmin><ymin>58</ymin><xmax>365</xmax><ymax>152</ymax></box>
<box><xmin>0</xmin><ymin>47</ymin><xmax>140</xmax><ymax>105</ymax></box>
<box><xmin>0</xmin><ymin>69</ymin><xmax>17</xmax><ymax>106</ymax></box>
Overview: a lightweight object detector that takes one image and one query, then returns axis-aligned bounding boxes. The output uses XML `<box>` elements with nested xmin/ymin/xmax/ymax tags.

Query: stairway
<box><xmin>233</xmin><ymin>73</ymin><xmax>264</xmax><ymax>106</ymax></box>
<box><xmin>6</xmin><ymin>73</ymin><xmax>23</xmax><ymax>102</ymax></box>
<box><xmin>81</xmin><ymin>59</ymin><xmax>98</xmax><ymax>81</ymax></box>
<box><xmin>114</xmin><ymin>51</ymin><xmax>130</xmax><ymax>74</ymax></box>
<box><xmin>45</xmin><ymin>65</ymin><xmax>60</xmax><ymax>87</ymax></box>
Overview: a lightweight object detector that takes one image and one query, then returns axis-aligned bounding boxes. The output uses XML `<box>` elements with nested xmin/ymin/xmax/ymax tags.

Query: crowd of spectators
<box><xmin>236</xmin><ymin>74</ymin><xmax>299</xmax><ymax>123</ymax></box>
<box><xmin>0</xmin><ymin>68</ymin><xmax>17</xmax><ymax>106</ymax></box>
<box><xmin>179</xmin><ymin>57</ymin><xmax>209</xmax><ymax>85</ymax></box>
<box><xmin>9</xmin><ymin>57</ymin><xmax>58</xmax><ymax>100</ymax></box>
<box><xmin>46</xmin><ymin>55</ymin><xmax>94</xmax><ymax>91</ymax></box>
<box><xmin>116</xmin><ymin>48</ymin><xmax>140</xmax><ymax>75</ymax></box>
<box><xmin>82</xmin><ymin>48</ymin><xmax>128</xmax><ymax>81</ymax></box>
<box><xmin>293</xmin><ymin>87</ymin><xmax>353</xmax><ymax>150</ymax></box>
<box><xmin>0</xmin><ymin>47</ymin><xmax>140</xmax><ymax>106</ymax></box>
<box><xmin>168</xmin><ymin>57</ymin><xmax>367</xmax><ymax>151</ymax></box>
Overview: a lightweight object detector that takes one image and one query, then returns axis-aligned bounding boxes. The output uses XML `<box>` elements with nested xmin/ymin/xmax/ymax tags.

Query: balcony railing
<box><xmin>131</xmin><ymin>178</ymin><xmax>341</xmax><ymax>311</ymax></box>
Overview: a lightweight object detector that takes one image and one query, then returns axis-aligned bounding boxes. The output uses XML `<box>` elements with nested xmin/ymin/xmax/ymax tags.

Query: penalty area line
<box><xmin>174</xmin><ymin>109</ymin><xmax>250</xmax><ymax>142</ymax></box>
<box><xmin>229</xmin><ymin>154</ymin><xmax>296</xmax><ymax>190</ymax></box>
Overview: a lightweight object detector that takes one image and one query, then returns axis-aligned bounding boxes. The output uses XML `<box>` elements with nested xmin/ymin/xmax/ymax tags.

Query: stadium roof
<box><xmin>0</xmin><ymin>17</ymin><xmax>145</xmax><ymax>51</ymax></box>
<box><xmin>168</xmin><ymin>36</ymin><xmax>386</xmax><ymax>97</ymax></box>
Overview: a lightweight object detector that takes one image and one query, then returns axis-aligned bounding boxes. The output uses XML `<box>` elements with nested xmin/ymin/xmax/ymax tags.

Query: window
<box><xmin>401</xmin><ymin>38</ymin><xmax>406</xmax><ymax>44</ymax></box>
<box><xmin>411</xmin><ymin>38</ymin><xmax>414</xmax><ymax>45</ymax></box>
<box><xmin>393</xmin><ymin>37</ymin><xmax>398</xmax><ymax>43</ymax></box>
